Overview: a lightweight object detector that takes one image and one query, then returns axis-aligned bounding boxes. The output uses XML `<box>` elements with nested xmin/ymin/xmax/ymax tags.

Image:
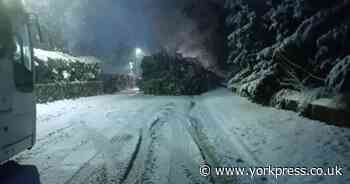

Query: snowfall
<box><xmin>4</xmin><ymin>88</ymin><xmax>350</xmax><ymax>184</ymax></box>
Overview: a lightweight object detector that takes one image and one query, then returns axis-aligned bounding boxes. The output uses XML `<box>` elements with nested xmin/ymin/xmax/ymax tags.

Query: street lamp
<box><xmin>135</xmin><ymin>48</ymin><xmax>143</xmax><ymax>58</ymax></box>
<box><xmin>129</xmin><ymin>61</ymin><xmax>134</xmax><ymax>75</ymax></box>
<box><xmin>134</xmin><ymin>48</ymin><xmax>145</xmax><ymax>77</ymax></box>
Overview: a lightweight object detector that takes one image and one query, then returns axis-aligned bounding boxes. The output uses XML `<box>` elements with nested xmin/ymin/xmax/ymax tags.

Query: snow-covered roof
<box><xmin>34</xmin><ymin>48</ymin><xmax>101</xmax><ymax>64</ymax></box>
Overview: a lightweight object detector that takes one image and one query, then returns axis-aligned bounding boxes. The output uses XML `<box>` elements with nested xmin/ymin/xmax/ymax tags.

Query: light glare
<box><xmin>135</xmin><ymin>48</ymin><xmax>143</xmax><ymax>57</ymax></box>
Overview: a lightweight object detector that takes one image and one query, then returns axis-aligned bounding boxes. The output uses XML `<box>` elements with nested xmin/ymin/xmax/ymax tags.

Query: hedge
<box><xmin>35</xmin><ymin>81</ymin><xmax>104</xmax><ymax>103</ymax></box>
<box><xmin>33</xmin><ymin>51</ymin><xmax>136</xmax><ymax>103</ymax></box>
<box><xmin>35</xmin><ymin>57</ymin><xmax>101</xmax><ymax>84</ymax></box>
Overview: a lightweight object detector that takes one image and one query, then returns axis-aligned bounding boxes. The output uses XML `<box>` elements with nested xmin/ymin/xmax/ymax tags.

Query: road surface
<box><xmin>9</xmin><ymin>89</ymin><xmax>350</xmax><ymax>184</ymax></box>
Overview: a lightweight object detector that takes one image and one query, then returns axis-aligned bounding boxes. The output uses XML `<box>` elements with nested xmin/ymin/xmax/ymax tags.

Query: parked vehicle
<box><xmin>0</xmin><ymin>0</ymin><xmax>37</xmax><ymax>164</ymax></box>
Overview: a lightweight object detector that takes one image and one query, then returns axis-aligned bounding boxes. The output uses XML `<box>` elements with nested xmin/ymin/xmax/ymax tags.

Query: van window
<box><xmin>13</xmin><ymin>24</ymin><xmax>34</xmax><ymax>93</ymax></box>
<box><xmin>0</xmin><ymin>3</ymin><xmax>13</xmax><ymax>59</ymax></box>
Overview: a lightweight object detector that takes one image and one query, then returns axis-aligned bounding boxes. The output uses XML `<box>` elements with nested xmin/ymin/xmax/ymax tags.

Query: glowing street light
<box><xmin>135</xmin><ymin>48</ymin><xmax>144</xmax><ymax>58</ymax></box>
<box><xmin>129</xmin><ymin>62</ymin><xmax>134</xmax><ymax>70</ymax></box>
<box><xmin>134</xmin><ymin>48</ymin><xmax>144</xmax><ymax>78</ymax></box>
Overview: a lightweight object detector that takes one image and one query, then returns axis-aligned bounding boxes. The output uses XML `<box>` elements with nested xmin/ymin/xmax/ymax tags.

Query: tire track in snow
<box><xmin>121</xmin><ymin>102</ymin><xmax>177</xmax><ymax>184</ymax></box>
<box><xmin>64</xmin><ymin>122</ymin><xmax>141</xmax><ymax>184</ymax></box>
<box><xmin>15</xmin><ymin>123</ymin><xmax>92</xmax><ymax>178</ymax></box>
<box><xmin>123</xmin><ymin>100</ymin><xmax>216</xmax><ymax>184</ymax></box>
<box><xmin>65</xmin><ymin>133</ymin><xmax>140</xmax><ymax>184</ymax></box>
<box><xmin>186</xmin><ymin>102</ymin><xmax>235</xmax><ymax>184</ymax></box>
<box><xmin>191</xmin><ymin>98</ymin><xmax>273</xmax><ymax>184</ymax></box>
<box><xmin>167</xmin><ymin>111</ymin><xmax>211</xmax><ymax>184</ymax></box>
<box><xmin>65</xmin><ymin>100</ymin><xmax>175</xmax><ymax>184</ymax></box>
<box><xmin>120</xmin><ymin>130</ymin><xmax>143</xmax><ymax>183</ymax></box>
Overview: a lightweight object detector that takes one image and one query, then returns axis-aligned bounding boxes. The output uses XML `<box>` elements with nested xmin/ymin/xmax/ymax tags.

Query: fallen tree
<box><xmin>139</xmin><ymin>52</ymin><xmax>222</xmax><ymax>95</ymax></box>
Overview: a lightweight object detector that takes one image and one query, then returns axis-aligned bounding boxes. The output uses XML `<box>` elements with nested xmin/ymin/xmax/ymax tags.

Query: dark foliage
<box><xmin>102</xmin><ymin>74</ymin><xmax>133</xmax><ymax>94</ymax></box>
<box><xmin>139</xmin><ymin>52</ymin><xmax>221</xmax><ymax>95</ymax></box>
<box><xmin>36</xmin><ymin>81</ymin><xmax>103</xmax><ymax>103</ymax></box>
<box><xmin>226</xmin><ymin>0</ymin><xmax>350</xmax><ymax>103</ymax></box>
<box><xmin>35</xmin><ymin>58</ymin><xmax>101</xmax><ymax>84</ymax></box>
<box><xmin>326</xmin><ymin>56</ymin><xmax>350</xmax><ymax>94</ymax></box>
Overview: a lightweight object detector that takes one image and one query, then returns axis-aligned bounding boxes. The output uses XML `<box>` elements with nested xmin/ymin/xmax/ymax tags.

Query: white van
<box><xmin>0</xmin><ymin>0</ymin><xmax>36</xmax><ymax>164</ymax></box>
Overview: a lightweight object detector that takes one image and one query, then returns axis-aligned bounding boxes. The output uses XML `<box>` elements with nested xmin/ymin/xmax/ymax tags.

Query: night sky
<box><xmin>28</xmin><ymin>0</ymin><xmax>226</xmax><ymax>70</ymax></box>
<box><xmin>59</xmin><ymin>0</ymin><xmax>184</xmax><ymax>55</ymax></box>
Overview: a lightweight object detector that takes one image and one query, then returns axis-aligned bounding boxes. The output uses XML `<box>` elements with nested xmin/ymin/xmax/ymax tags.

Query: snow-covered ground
<box><xmin>6</xmin><ymin>89</ymin><xmax>350</xmax><ymax>184</ymax></box>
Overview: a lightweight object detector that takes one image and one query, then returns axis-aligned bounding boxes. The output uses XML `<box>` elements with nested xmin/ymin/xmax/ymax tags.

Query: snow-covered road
<box><xmin>13</xmin><ymin>89</ymin><xmax>350</xmax><ymax>184</ymax></box>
